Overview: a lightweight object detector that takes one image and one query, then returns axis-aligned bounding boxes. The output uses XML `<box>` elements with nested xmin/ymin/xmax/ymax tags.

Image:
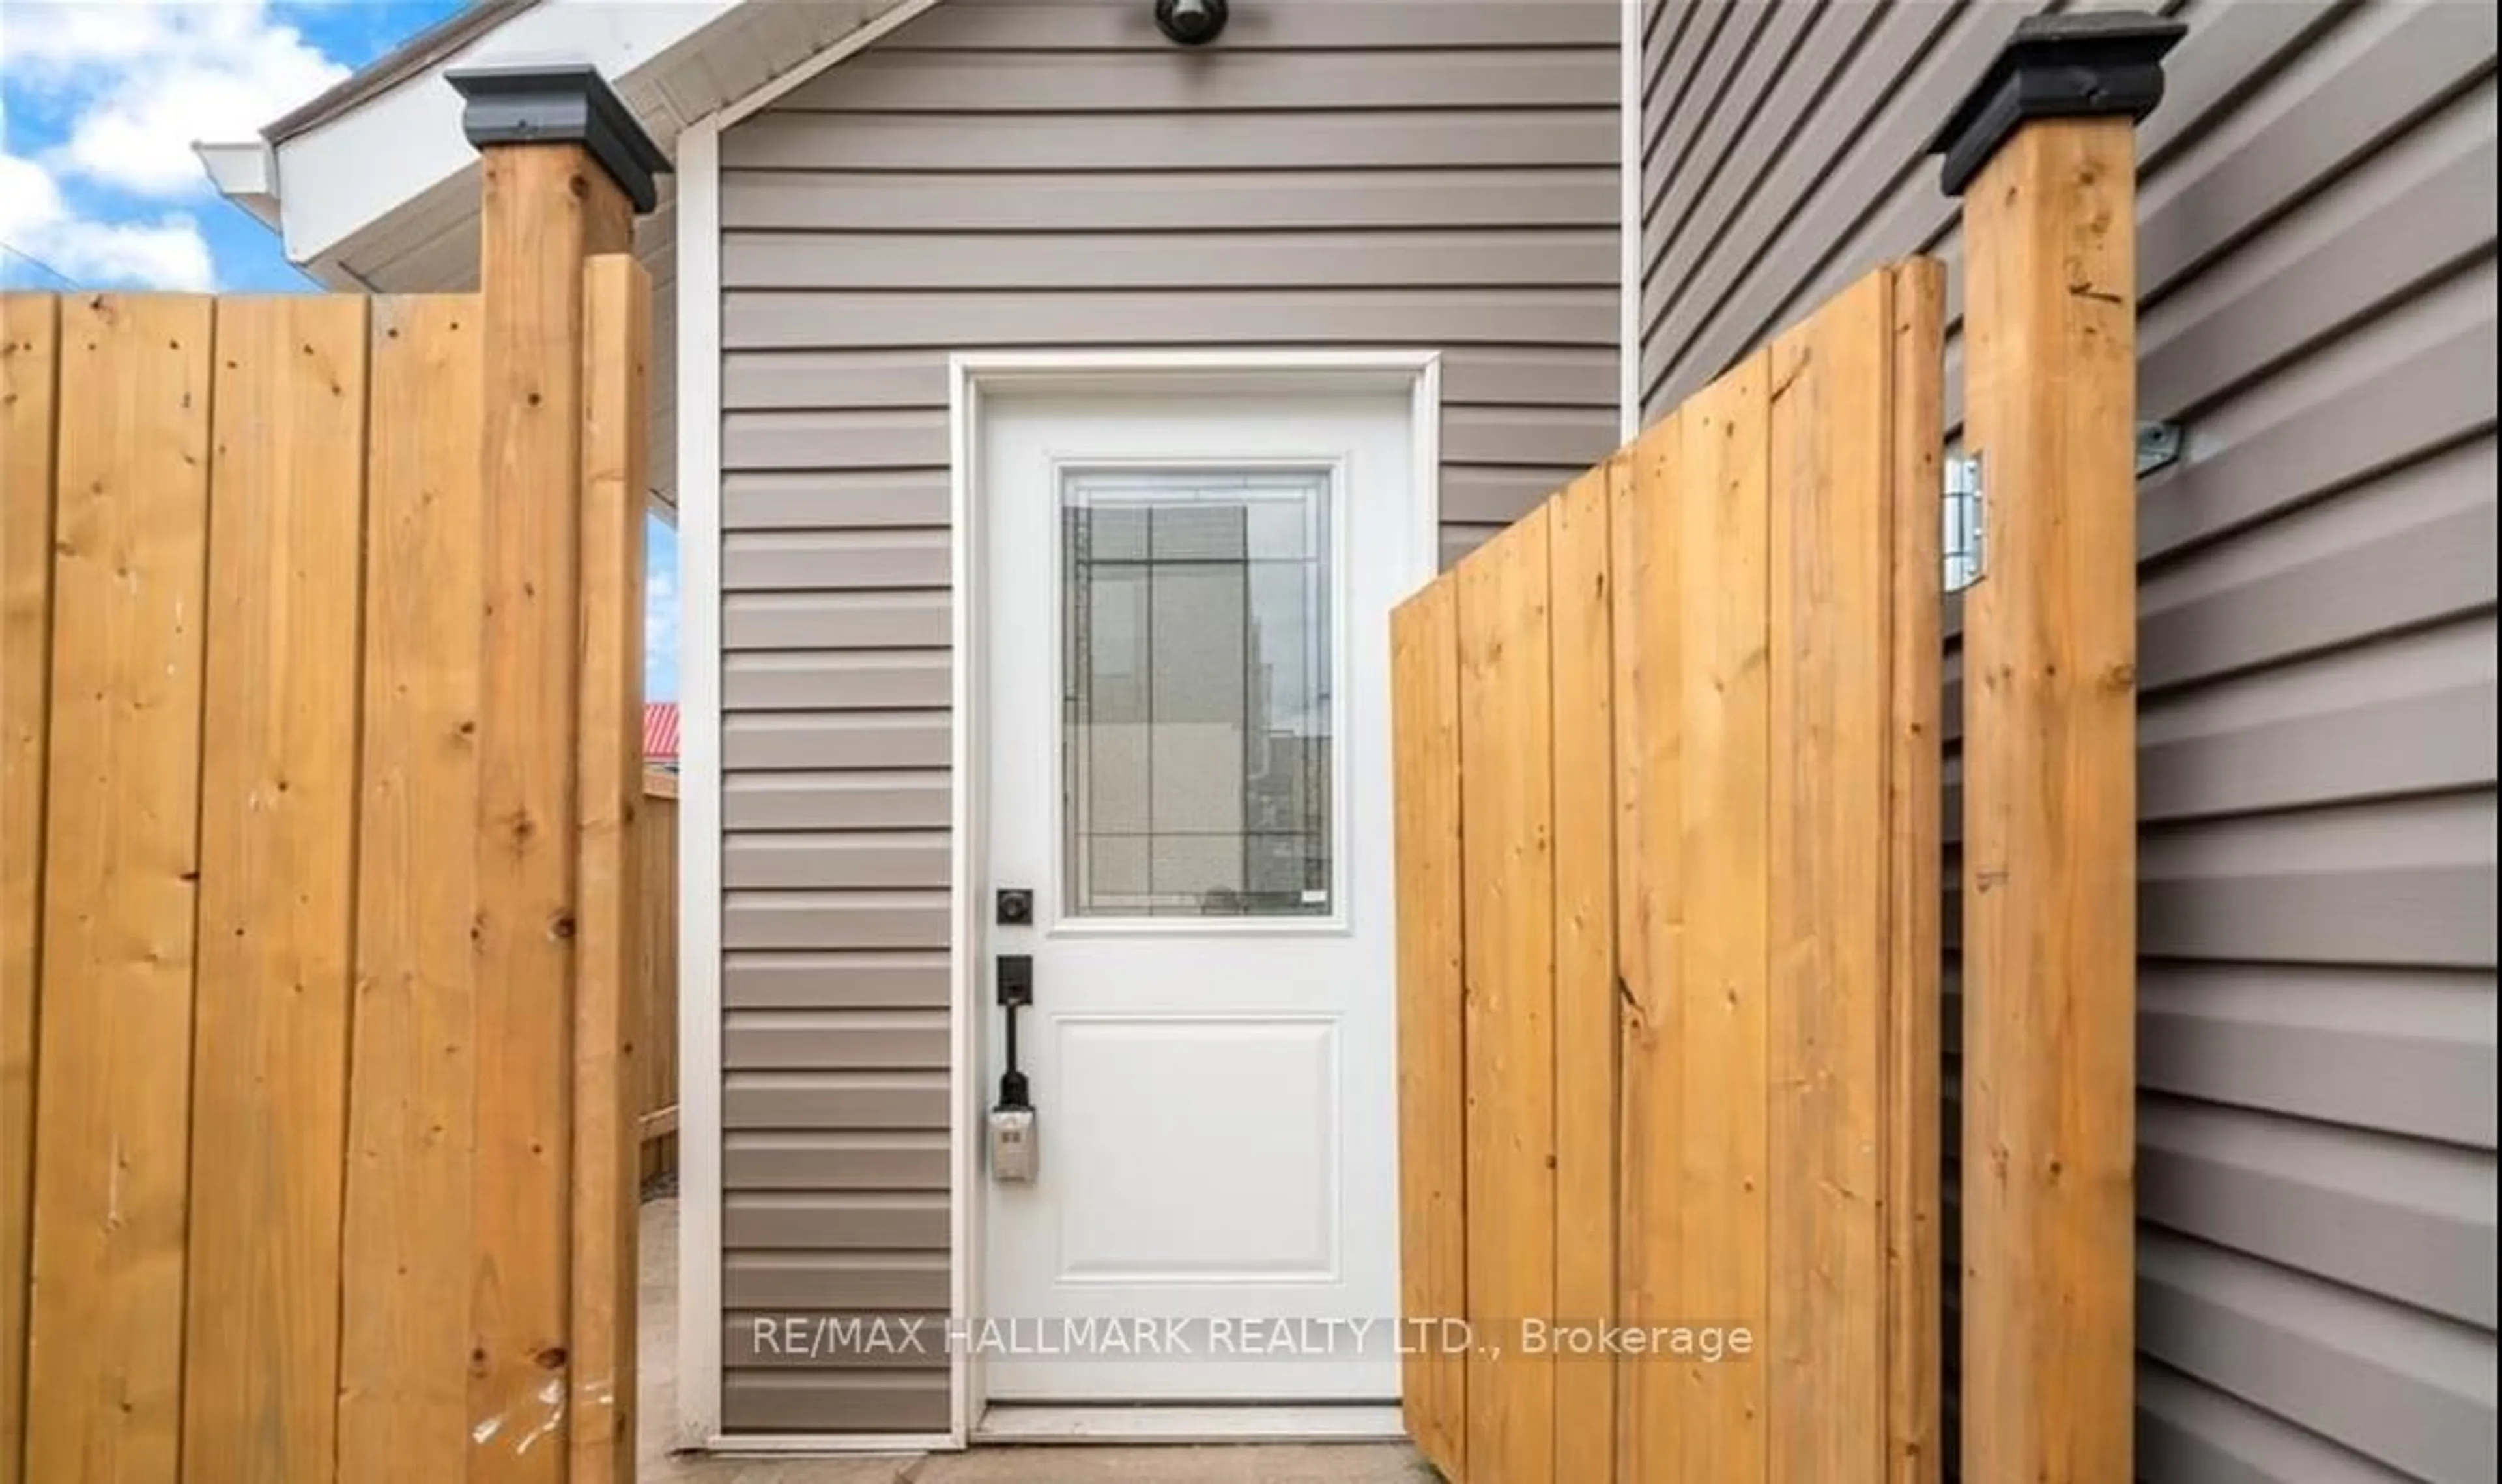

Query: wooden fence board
<box><xmin>0</xmin><ymin>294</ymin><xmax>59</xmax><ymax>1484</ymax></box>
<box><xmin>1391</xmin><ymin>576</ymin><xmax>1465</xmax><ymax>1481</ymax></box>
<box><xmin>1884</xmin><ymin>259</ymin><xmax>1946</xmax><ymax>1484</ymax></box>
<box><xmin>1767</xmin><ymin>270</ymin><xmax>1894</xmax><ymax>1480</ymax></box>
<box><xmin>1674</xmin><ymin>353</ymin><xmax>1772</xmax><ymax>1483</ymax></box>
<box><xmin>182</xmin><ymin>294</ymin><xmax>371</xmax><ymax>1483</ymax></box>
<box><xmin>1611</xmin><ymin>412</ymin><xmax>1684</xmax><ymax>1484</ymax></box>
<box><xmin>5</xmin><ymin>237</ymin><xmax>650</xmax><ymax>1479</ymax></box>
<box><xmin>23</xmin><ymin>294</ymin><xmax>216</xmax><ymax>1484</ymax></box>
<box><xmin>338</xmin><ymin>293</ymin><xmax>486</xmax><ymax>1484</ymax></box>
<box><xmin>1395</xmin><ymin>259</ymin><xmax>1942</xmax><ymax>1484</ymax></box>
<box><xmin>1546</xmin><ymin>464</ymin><xmax>1617</xmax><ymax>1484</ymax></box>
<box><xmin>635</xmin><ymin>771</ymin><xmax>681</xmax><ymax>1185</ymax></box>
<box><xmin>1456</xmin><ymin>511</ymin><xmax>1556</xmax><ymax>1484</ymax></box>
<box><xmin>571</xmin><ymin>254</ymin><xmax>651</xmax><ymax>1484</ymax></box>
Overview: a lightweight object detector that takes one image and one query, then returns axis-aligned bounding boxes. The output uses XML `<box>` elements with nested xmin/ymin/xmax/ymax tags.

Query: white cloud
<box><xmin>3</xmin><ymin>1</ymin><xmax>347</xmax><ymax>198</ymax></box>
<box><xmin>41</xmin><ymin>216</ymin><xmax>216</xmax><ymax>289</ymax></box>
<box><xmin>2</xmin><ymin>98</ymin><xmax>214</xmax><ymax>290</ymax></box>
<box><xmin>1</xmin><ymin>2</ymin><xmax>349</xmax><ymax>288</ymax></box>
<box><xmin>0</xmin><ymin>149</ymin><xmax>60</xmax><ymax>242</ymax></box>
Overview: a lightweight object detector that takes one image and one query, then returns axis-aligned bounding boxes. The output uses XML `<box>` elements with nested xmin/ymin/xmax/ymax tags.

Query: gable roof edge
<box><xmin>710</xmin><ymin>0</ymin><xmax>948</xmax><ymax>132</ymax></box>
<box><xmin>266</xmin><ymin>0</ymin><xmax>539</xmax><ymax>145</ymax></box>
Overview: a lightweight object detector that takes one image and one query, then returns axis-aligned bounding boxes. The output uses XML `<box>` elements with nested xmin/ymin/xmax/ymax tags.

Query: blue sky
<box><xmin>2</xmin><ymin>0</ymin><xmax>680</xmax><ymax>699</ymax></box>
<box><xmin>2</xmin><ymin>1</ymin><xmax>466</xmax><ymax>291</ymax></box>
<box><xmin>647</xmin><ymin>518</ymin><xmax>680</xmax><ymax>702</ymax></box>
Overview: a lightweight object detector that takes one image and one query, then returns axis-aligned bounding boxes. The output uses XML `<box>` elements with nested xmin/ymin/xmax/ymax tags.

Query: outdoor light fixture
<box><xmin>1155</xmin><ymin>0</ymin><xmax>1228</xmax><ymax>46</ymax></box>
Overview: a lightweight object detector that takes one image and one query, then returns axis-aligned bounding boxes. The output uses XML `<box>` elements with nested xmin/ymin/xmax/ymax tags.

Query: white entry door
<box><xmin>977</xmin><ymin>380</ymin><xmax>1421</xmax><ymax>1404</ymax></box>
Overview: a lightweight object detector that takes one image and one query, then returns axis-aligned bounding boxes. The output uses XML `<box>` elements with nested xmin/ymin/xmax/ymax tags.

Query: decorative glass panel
<box><xmin>1062</xmin><ymin>468</ymin><xmax>1333</xmax><ymax>918</ymax></box>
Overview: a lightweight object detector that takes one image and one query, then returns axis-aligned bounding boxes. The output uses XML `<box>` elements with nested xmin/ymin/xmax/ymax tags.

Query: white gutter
<box><xmin>194</xmin><ymin>139</ymin><xmax>281</xmax><ymax>232</ymax></box>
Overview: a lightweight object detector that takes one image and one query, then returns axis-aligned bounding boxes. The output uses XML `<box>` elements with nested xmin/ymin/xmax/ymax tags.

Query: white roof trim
<box><xmin>271</xmin><ymin>1</ymin><xmax>731</xmax><ymax>266</ymax></box>
<box><xmin>203</xmin><ymin>0</ymin><xmax>932</xmax><ymax>276</ymax></box>
<box><xmin>713</xmin><ymin>0</ymin><xmax>945</xmax><ymax>130</ymax></box>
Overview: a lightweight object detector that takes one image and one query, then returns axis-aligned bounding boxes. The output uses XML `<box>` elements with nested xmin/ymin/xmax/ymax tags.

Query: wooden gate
<box><xmin>1393</xmin><ymin>261</ymin><xmax>1945</xmax><ymax>1484</ymax></box>
<box><xmin>0</xmin><ymin>156</ymin><xmax>650</xmax><ymax>1484</ymax></box>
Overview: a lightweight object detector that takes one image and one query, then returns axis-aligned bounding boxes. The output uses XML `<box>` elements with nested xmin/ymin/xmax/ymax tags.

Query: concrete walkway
<box><xmin>638</xmin><ymin>1199</ymin><xmax>1431</xmax><ymax>1484</ymax></box>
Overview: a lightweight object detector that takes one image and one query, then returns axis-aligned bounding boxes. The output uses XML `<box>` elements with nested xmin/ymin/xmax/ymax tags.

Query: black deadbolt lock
<box><xmin>995</xmin><ymin>887</ymin><xmax>1034</xmax><ymax>926</ymax></box>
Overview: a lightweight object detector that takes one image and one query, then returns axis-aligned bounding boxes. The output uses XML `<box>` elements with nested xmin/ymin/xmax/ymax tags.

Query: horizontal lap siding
<box><xmin>1641</xmin><ymin>0</ymin><xmax>2498</xmax><ymax>1474</ymax></box>
<box><xmin>639</xmin><ymin>186</ymin><xmax>682</xmax><ymax>507</ymax></box>
<box><xmin>716</xmin><ymin>0</ymin><xmax>1620</xmax><ymax>1434</ymax></box>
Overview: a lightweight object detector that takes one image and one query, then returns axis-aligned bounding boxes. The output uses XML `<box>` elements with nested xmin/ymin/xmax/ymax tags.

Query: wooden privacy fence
<box><xmin>1394</xmin><ymin>261</ymin><xmax>1944</xmax><ymax>1484</ymax></box>
<box><xmin>0</xmin><ymin>143</ymin><xmax>652</xmax><ymax>1484</ymax></box>
<box><xmin>639</xmin><ymin>769</ymin><xmax>681</xmax><ymax>1184</ymax></box>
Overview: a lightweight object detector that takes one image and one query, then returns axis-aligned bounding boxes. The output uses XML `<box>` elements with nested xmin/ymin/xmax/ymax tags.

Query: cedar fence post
<box><xmin>448</xmin><ymin>63</ymin><xmax>667</xmax><ymax>1484</ymax></box>
<box><xmin>1931</xmin><ymin>15</ymin><xmax>2182</xmax><ymax>1484</ymax></box>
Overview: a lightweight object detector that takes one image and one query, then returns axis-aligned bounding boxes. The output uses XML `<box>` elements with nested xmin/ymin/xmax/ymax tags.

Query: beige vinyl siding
<box><xmin>1640</xmin><ymin>0</ymin><xmax>2498</xmax><ymax>1476</ymax></box>
<box><xmin>713</xmin><ymin>0</ymin><xmax>1620</xmax><ymax>1434</ymax></box>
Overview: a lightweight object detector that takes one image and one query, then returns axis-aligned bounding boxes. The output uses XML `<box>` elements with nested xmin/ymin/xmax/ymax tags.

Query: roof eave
<box><xmin>193</xmin><ymin>139</ymin><xmax>281</xmax><ymax>232</ymax></box>
<box><xmin>203</xmin><ymin>0</ymin><xmax>928</xmax><ymax>285</ymax></box>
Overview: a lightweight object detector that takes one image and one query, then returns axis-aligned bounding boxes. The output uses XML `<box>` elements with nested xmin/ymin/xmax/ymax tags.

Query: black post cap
<box><xmin>1929</xmin><ymin>10</ymin><xmax>2187</xmax><ymax>197</ymax></box>
<box><xmin>448</xmin><ymin>63</ymin><xmax>672</xmax><ymax>214</ymax></box>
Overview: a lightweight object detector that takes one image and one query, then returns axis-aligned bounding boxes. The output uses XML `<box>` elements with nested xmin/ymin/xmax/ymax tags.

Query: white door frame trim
<box><xmin>672</xmin><ymin>109</ymin><xmax>728</xmax><ymax>1454</ymax></box>
<box><xmin>946</xmin><ymin>350</ymin><xmax>1443</xmax><ymax>1438</ymax></box>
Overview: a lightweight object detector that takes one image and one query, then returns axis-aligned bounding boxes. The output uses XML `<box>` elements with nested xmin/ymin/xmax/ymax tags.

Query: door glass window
<box><xmin>1061</xmin><ymin>468</ymin><xmax>1334</xmax><ymax>919</ymax></box>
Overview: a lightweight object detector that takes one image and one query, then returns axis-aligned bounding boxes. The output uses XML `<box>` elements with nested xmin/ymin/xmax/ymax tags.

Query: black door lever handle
<box><xmin>996</xmin><ymin>953</ymin><xmax>1034</xmax><ymax>1109</ymax></box>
